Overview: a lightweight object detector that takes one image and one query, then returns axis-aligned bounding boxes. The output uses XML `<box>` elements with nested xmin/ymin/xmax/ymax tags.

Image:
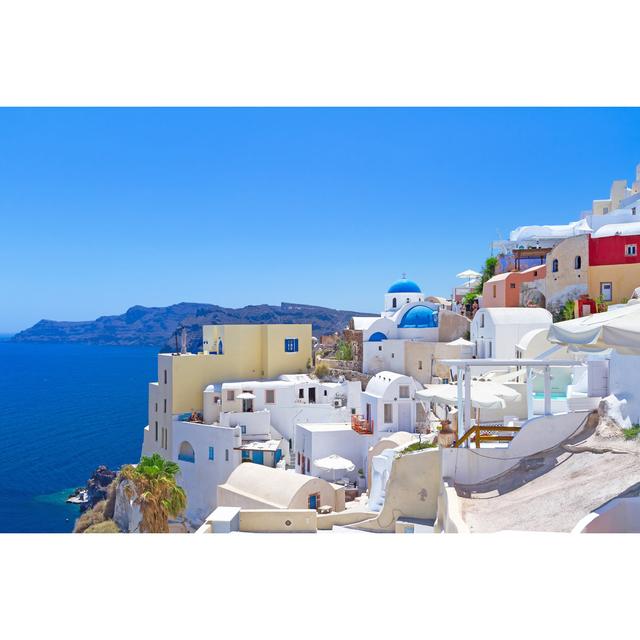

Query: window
<box><xmin>509</xmin><ymin>283</ymin><xmax>516</xmax><ymax>289</ymax></box>
<box><xmin>633</xmin><ymin>207</ymin><xmax>637</xmax><ymax>215</ymax></box>
<box><xmin>225</xmin><ymin>449</ymin><xmax>229</xmax><ymax>462</ymax></box>
<box><xmin>163</xmin><ymin>369</ymin><xmax>167</xmax><ymax>384</ymax></box>
<box><xmin>297</xmin><ymin>452</ymin><xmax>301</xmax><ymax>465</ymax></box>
<box><xmin>418</xmin><ymin>360</ymin><xmax>423</xmax><ymax>371</ymax></box>
<box><xmin>625</xmin><ymin>244</ymin><xmax>637</xmax><ymax>257</ymax></box>
<box><xmin>208</xmin><ymin>446</ymin><xmax>215</xmax><ymax>461</ymax></box>
<box><xmin>323</xmin><ymin>389</ymin><xmax>327</xmax><ymax>396</ymax></box>
<box><xmin>155</xmin><ymin>421</ymin><xmax>158</xmax><ymax>441</ymax></box>
<box><xmin>391</xmin><ymin>352</ymin><xmax>395</xmax><ymax>359</ymax></box>
<box><xmin>488</xmin><ymin>342</ymin><xmax>492</xmax><ymax>358</ymax></box>
<box><xmin>163</xmin><ymin>398</ymin><xmax>167</xmax><ymax>413</ymax></box>
<box><xmin>399</xmin><ymin>385</ymin><xmax>410</xmax><ymax>398</ymax></box>
<box><xmin>306</xmin><ymin>458</ymin><xmax>310</xmax><ymax>473</ymax></box>
<box><xmin>603</xmin><ymin>207</ymin><xmax>609</xmax><ymax>214</ymax></box>
<box><xmin>480</xmin><ymin>314</ymin><xmax>485</xmax><ymax>328</ymax></box>
<box><xmin>492</xmin><ymin>284</ymin><xmax>497</xmax><ymax>297</ymax></box>
<box><xmin>552</xmin><ymin>259</ymin><xmax>559</xmax><ymax>273</ymax></box>
<box><xmin>600</xmin><ymin>282</ymin><xmax>613</xmax><ymax>302</ymax></box>
<box><xmin>574</xmin><ymin>255</ymin><xmax>582</xmax><ymax>269</ymax></box>
<box><xmin>392</xmin><ymin>297</ymin><xmax>397</xmax><ymax>308</ymax></box>
<box><xmin>155</xmin><ymin>402</ymin><xmax>158</xmax><ymax>413</ymax></box>
<box><xmin>178</xmin><ymin>441</ymin><xmax>195</xmax><ymax>463</ymax></box>
<box><xmin>284</xmin><ymin>338</ymin><xmax>299</xmax><ymax>352</ymax></box>
<box><xmin>226</xmin><ymin>389</ymin><xmax>235</xmax><ymax>402</ymax></box>
<box><xmin>378</xmin><ymin>345</ymin><xmax>382</xmax><ymax>351</ymax></box>
<box><xmin>384</xmin><ymin>403</ymin><xmax>393</xmax><ymax>423</ymax></box>
<box><xmin>240</xmin><ymin>425</ymin><xmax>247</xmax><ymax>435</ymax></box>
<box><xmin>299</xmin><ymin>388</ymin><xmax>304</xmax><ymax>399</ymax></box>
<box><xmin>265</xmin><ymin>389</ymin><xmax>275</xmax><ymax>404</ymax></box>
<box><xmin>406</xmin><ymin>297</ymin><xmax>410</xmax><ymax>303</ymax></box>
<box><xmin>533</xmin><ymin>270</ymin><xmax>538</xmax><ymax>277</ymax></box>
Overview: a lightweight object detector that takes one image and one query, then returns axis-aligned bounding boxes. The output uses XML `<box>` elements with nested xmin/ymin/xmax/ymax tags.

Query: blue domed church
<box><xmin>348</xmin><ymin>276</ymin><xmax>470</xmax><ymax>377</ymax></box>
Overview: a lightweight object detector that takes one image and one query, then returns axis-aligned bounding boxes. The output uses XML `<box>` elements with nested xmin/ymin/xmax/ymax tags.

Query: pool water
<box><xmin>533</xmin><ymin>392</ymin><xmax>567</xmax><ymax>400</ymax></box>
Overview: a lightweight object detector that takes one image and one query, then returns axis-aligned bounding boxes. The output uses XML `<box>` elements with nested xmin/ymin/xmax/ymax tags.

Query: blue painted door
<box><xmin>253</xmin><ymin>450</ymin><xmax>264</xmax><ymax>465</ymax></box>
<box><xmin>308</xmin><ymin>494</ymin><xmax>317</xmax><ymax>509</ymax></box>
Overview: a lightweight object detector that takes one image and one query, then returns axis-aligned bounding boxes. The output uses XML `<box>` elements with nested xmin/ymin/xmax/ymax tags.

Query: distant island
<box><xmin>12</xmin><ymin>301</ymin><xmax>373</xmax><ymax>351</ymax></box>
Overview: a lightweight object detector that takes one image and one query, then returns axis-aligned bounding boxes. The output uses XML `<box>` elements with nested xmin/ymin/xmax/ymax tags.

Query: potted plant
<box><xmin>357</xmin><ymin>468</ymin><xmax>365</xmax><ymax>489</ymax></box>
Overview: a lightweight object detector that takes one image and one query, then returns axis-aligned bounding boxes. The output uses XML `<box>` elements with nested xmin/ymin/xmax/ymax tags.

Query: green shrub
<box><xmin>334</xmin><ymin>339</ymin><xmax>353</xmax><ymax>361</ymax></box>
<box><xmin>623</xmin><ymin>424</ymin><xmax>640</xmax><ymax>440</ymax></box>
<box><xmin>314</xmin><ymin>363</ymin><xmax>330</xmax><ymax>379</ymax></box>
<box><xmin>84</xmin><ymin>520</ymin><xmax>121</xmax><ymax>533</ymax></box>
<box><xmin>401</xmin><ymin>440</ymin><xmax>437</xmax><ymax>454</ymax></box>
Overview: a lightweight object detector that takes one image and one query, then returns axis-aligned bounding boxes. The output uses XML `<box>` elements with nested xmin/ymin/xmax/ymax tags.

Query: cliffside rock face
<box><xmin>12</xmin><ymin>301</ymin><xmax>373</xmax><ymax>349</ymax></box>
<box><xmin>596</xmin><ymin>394</ymin><xmax>632</xmax><ymax>439</ymax></box>
<box><xmin>83</xmin><ymin>465</ymin><xmax>117</xmax><ymax>512</ymax></box>
<box><xmin>113</xmin><ymin>479</ymin><xmax>142</xmax><ymax>533</ymax></box>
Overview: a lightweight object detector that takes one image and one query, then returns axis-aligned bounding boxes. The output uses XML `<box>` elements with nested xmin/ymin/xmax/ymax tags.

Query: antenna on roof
<box><xmin>401</xmin><ymin>272</ymin><xmax>407</xmax><ymax>279</ymax></box>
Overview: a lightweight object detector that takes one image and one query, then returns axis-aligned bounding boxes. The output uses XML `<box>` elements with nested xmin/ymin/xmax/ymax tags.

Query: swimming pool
<box><xmin>533</xmin><ymin>392</ymin><xmax>567</xmax><ymax>400</ymax></box>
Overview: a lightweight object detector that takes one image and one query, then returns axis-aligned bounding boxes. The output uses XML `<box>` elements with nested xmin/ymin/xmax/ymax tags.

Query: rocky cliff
<box><xmin>12</xmin><ymin>301</ymin><xmax>372</xmax><ymax>351</ymax></box>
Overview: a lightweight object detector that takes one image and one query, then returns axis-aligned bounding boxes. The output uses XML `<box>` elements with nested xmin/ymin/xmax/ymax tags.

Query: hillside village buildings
<box><xmin>128</xmin><ymin>162</ymin><xmax>640</xmax><ymax>535</ymax></box>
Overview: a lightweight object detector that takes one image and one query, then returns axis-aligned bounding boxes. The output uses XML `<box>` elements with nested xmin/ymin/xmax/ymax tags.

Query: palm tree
<box><xmin>120</xmin><ymin>453</ymin><xmax>187</xmax><ymax>533</ymax></box>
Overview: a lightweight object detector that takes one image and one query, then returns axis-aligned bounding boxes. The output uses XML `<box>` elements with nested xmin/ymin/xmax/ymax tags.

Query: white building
<box><xmin>142</xmin><ymin>373</ymin><xmax>362</xmax><ymax>526</ymax></box>
<box><xmin>294</xmin><ymin>371</ymin><xmax>424</xmax><ymax>486</ymax></box>
<box><xmin>471</xmin><ymin>307</ymin><xmax>553</xmax><ymax>360</ymax></box>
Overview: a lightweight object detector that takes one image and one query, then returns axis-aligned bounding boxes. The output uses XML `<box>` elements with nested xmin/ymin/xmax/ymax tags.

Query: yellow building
<box><xmin>145</xmin><ymin>323</ymin><xmax>312</xmax><ymax>456</ymax></box>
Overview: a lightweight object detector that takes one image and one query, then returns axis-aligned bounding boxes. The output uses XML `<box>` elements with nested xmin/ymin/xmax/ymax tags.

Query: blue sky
<box><xmin>1</xmin><ymin>107</ymin><xmax>640</xmax><ymax>333</ymax></box>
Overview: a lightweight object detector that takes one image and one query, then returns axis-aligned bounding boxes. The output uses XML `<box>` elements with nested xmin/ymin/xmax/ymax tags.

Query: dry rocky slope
<box><xmin>457</xmin><ymin>408</ymin><xmax>640</xmax><ymax>533</ymax></box>
<box><xmin>12</xmin><ymin>301</ymin><xmax>373</xmax><ymax>351</ymax></box>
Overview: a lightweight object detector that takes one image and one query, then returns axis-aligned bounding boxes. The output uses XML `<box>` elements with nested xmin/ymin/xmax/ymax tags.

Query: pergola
<box><xmin>440</xmin><ymin>358</ymin><xmax>582</xmax><ymax>441</ymax></box>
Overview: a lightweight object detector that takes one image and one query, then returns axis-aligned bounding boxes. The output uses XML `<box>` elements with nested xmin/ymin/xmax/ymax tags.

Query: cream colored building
<box><xmin>146</xmin><ymin>322</ymin><xmax>311</xmax><ymax>455</ymax></box>
<box><xmin>545</xmin><ymin>234</ymin><xmax>589</xmax><ymax>315</ymax></box>
<box><xmin>217</xmin><ymin>462</ymin><xmax>345</xmax><ymax>511</ymax></box>
<box><xmin>591</xmin><ymin>164</ymin><xmax>640</xmax><ymax>216</ymax></box>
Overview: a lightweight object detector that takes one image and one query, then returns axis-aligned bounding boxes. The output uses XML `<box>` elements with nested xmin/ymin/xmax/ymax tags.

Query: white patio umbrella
<box><xmin>446</xmin><ymin>337</ymin><xmax>475</xmax><ymax>347</ymax></box>
<box><xmin>417</xmin><ymin>383</ymin><xmax>506</xmax><ymax>409</ymax></box>
<box><xmin>313</xmin><ymin>454</ymin><xmax>356</xmax><ymax>481</ymax></box>
<box><xmin>236</xmin><ymin>392</ymin><xmax>256</xmax><ymax>399</ymax></box>
<box><xmin>456</xmin><ymin>269</ymin><xmax>482</xmax><ymax>280</ymax></box>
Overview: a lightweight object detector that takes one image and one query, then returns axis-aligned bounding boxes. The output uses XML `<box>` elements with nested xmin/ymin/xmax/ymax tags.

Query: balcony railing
<box><xmin>351</xmin><ymin>414</ymin><xmax>373</xmax><ymax>435</ymax></box>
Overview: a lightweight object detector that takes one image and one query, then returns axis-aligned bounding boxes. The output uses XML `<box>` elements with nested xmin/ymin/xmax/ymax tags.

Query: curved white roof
<box><xmin>219</xmin><ymin>463</ymin><xmax>329</xmax><ymax>508</ymax></box>
<box><xmin>352</xmin><ymin>316</ymin><xmax>380</xmax><ymax>331</ymax></box>
<box><xmin>475</xmin><ymin>307</ymin><xmax>552</xmax><ymax>326</ymax></box>
<box><xmin>509</xmin><ymin>219</ymin><xmax>591</xmax><ymax>243</ymax></box>
<box><xmin>592</xmin><ymin>221</ymin><xmax>640</xmax><ymax>238</ymax></box>
<box><xmin>365</xmin><ymin>371</ymin><xmax>414</xmax><ymax>397</ymax></box>
<box><xmin>515</xmin><ymin>327</ymin><xmax>548</xmax><ymax>352</ymax></box>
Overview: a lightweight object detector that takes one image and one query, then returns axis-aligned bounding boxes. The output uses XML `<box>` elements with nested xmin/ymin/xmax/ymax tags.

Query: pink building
<box><xmin>482</xmin><ymin>264</ymin><xmax>546</xmax><ymax>308</ymax></box>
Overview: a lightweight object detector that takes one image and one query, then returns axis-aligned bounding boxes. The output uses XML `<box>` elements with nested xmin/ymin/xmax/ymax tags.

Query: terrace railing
<box><xmin>351</xmin><ymin>414</ymin><xmax>373</xmax><ymax>435</ymax></box>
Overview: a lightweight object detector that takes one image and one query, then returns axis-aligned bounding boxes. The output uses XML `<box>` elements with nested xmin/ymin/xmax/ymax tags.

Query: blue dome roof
<box><xmin>387</xmin><ymin>278</ymin><xmax>422</xmax><ymax>294</ymax></box>
<box><xmin>399</xmin><ymin>305</ymin><xmax>437</xmax><ymax>328</ymax></box>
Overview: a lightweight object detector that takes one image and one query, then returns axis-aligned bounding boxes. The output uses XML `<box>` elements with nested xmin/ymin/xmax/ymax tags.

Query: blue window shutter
<box><xmin>208</xmin><ymin>446</ymin><xmax>214</xmax><ymax>461</ymax></box>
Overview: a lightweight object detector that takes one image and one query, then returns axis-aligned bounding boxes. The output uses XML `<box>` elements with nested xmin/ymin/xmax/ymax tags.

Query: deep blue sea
<box><xmin>0</xmin><ymin>338</ymin><xmax>157</xmax><ymax>532</ymax></box>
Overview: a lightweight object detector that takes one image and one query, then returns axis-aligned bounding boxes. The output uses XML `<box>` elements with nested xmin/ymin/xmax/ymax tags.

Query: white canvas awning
<box><xmin>547</xmin><ymin>303</ymin><xmax>640</xmax><ymax>354</ymax></box>
<box><xmin>236</xmin><ymin>392</ymin><xmax>256</xmax><ymax>400</ymax></box>
<box><xmin>313</xmin><ymin>454</ymin><xmax>355</xmax><ymax>472</ymax></box>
